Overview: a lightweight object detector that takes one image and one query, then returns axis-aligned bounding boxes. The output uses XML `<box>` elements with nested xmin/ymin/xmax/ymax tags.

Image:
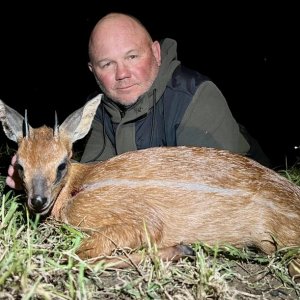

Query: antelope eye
<box><xmin>57</xmin><ymin>162</ymin><xmax>67</xmax><ymax>172</ymax></box>
<box><xmin>15</xmin><ymin>163</ymin><xmax>24</xmax><ymax>177</ymax></box>
<box><xmin>55</xmin><ymin>162</ymin><xmax>68</xmax><ymax>184</ymax></box>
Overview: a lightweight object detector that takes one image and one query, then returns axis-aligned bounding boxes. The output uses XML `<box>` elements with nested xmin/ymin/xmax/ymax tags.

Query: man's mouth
<box><xmin>117</xmin><ymin>84</ymin><xmax>136</xmax><ymax>90</ymax></box>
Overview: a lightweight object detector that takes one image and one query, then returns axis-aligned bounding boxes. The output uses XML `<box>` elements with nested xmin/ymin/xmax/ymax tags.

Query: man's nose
<box><xmin>115</xmin><ymin>63</ymin><xmax>130</xmax><ymax>80</ymax></box>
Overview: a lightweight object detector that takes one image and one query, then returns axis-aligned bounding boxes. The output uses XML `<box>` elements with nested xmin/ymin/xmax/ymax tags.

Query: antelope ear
<box><xmin>59</xmin><ymin>94</ymin><xmax>102</xmax><ymax>143</ymax></box>
<box><xmin>0</xmin><ymin>99</ymin><xmax>29</xmax><ymax>143</ymax></box>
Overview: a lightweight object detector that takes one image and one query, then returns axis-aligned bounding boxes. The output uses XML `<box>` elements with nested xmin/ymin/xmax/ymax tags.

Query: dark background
<box><xmin>0</xmin><ymin>1</ymin><xmax>299</xmax><ymax>169</ymax></box>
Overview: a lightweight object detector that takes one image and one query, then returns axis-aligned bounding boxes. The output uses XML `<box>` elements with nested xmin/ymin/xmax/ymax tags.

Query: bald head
<box><xmin>89</xmin><ymin>13</ymin><xmax>153</xmax><ymax>63</ymax></box>
<box><xmin>87</xmin><ymin>13</ymin><xmax>161</xmax><ymax>105</ymax></box>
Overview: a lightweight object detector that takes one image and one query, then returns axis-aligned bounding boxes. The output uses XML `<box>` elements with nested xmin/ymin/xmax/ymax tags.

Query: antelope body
<box><xmin>1</xmin><ymin>96</ymin><xmax>300</xmax><ymax>278</ymax></box>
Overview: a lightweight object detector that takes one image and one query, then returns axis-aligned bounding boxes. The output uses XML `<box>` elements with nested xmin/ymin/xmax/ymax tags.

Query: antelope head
<box><xmin>0</xmin><ymin>95</ymin><xmax>102</xmax><ymax>215</ymax></box>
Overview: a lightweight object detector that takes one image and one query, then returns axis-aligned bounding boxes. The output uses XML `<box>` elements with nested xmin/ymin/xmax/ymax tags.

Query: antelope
<box><xmin>1</xmin><ymin>96</ymin><xmax>300</xmax><ymax>280</ymax></box>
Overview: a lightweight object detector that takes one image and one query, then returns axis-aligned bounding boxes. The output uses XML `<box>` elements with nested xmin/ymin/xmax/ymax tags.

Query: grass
<box><xmin>1</xmin><ymin>149</ymin><xmax>300</xmax><ymax>299</ymax></box>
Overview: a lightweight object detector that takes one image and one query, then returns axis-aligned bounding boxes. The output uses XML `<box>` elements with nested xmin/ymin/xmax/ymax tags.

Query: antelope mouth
<box><xmin>27</xmin><ymin>199</ymin><xmax>55</xmax><ymax>216</ymax></box>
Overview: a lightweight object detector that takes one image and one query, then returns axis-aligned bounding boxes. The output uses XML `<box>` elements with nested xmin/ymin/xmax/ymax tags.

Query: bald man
<box><xmin>81</xmin><ymin>13</ymin><xmax>269</xmax><ymax>165</ymax></box>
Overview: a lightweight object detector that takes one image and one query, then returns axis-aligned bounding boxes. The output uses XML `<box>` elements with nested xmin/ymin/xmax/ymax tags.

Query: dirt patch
<box><xmin>227</xmin><ymin>261</ymin><xmax>298</xmax><ymax>299</ymax></box>
<box><xmin>80</xmin><ymin>253</ymin><xmax>300</xmax><ymax>299</ymax></box>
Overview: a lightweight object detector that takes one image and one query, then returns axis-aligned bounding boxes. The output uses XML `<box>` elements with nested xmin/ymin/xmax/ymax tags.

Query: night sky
<box><xmin>0</xmin><ymin>2</ymin><xmax>299</xmax><ymax>168</ymax></box>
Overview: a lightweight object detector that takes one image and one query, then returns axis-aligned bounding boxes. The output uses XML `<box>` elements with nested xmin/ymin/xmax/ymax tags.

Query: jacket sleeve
<box><xmin>176</xmin><ymin>80</ymin><xmax>250</xmax><ymax>155</ymax></box>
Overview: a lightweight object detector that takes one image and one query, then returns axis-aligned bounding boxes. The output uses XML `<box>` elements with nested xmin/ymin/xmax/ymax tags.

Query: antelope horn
<box><xmin>53</xmin><ymin>110</ymin><xmax>59</xmax><ymax>137</ymax></box>
<box><xmin>22</xmin><ymin>109</ymin><xmax>29</xmax><ymax>138</ymax></box>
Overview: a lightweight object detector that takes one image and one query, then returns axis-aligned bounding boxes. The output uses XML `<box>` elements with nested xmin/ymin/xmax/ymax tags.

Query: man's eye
<box><xmin>101</xmin><ymin>62</ymin><xmax>111</xmax><ymax>69</ymax></box>
<box><xmin>128</xmin><ymin>55</ymin><xmax>138</xmax><ymax>60</ymax></box>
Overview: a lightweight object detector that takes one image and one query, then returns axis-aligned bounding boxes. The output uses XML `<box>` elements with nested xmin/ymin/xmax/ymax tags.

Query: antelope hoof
<box><xmin>176</xmin><ymin>244</ymin><xmax>195</xmax><ymax>256</ymax></box>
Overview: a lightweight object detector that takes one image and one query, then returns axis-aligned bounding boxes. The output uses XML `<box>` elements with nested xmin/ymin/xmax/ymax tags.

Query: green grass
<box><xmin>1</xmin><ymin>151</ymin><xmax>300</xmax><ymax>298</ymax></box>
<box><xmin>1</xmin><ymin>187</ymin><xmax>300</xmax><ymax>299</ymax></box>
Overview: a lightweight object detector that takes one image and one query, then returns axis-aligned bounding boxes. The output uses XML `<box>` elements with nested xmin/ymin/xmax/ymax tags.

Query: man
<box><xmin>80</xmin><ymin>12</ymin><xmax>268</xmax><ymax>164</ymax></box>
<box><xmin>6</xmin><ymin>12</ymin><xmax>269</xmax><ymax>189</ymax></box>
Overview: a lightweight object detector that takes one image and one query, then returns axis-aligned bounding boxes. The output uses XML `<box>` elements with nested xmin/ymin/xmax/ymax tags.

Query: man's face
<box><xmin>89</xmin><ymin>25</ymin><xmax>161</xmax><ymax>106</ymax></box>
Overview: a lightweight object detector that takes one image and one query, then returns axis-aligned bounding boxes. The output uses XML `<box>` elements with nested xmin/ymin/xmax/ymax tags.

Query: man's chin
<box><xmin>112</xmin><ymin>96</ymin><xmax>139</xmax><ymax>106</ymax></box>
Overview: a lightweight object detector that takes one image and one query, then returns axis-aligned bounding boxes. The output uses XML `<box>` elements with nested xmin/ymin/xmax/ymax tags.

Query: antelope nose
<box><xmin>31</xmin><ymin>196</ymin><xmax>47</xmax><ymax>210</ymax></box>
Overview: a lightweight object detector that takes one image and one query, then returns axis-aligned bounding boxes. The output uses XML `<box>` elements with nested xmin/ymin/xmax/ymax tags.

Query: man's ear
<box><xmin>88</xmin><ymin>62</ymin><xmax>93</xmax><ymax>72</ymax></box>
<box><xmin>152</xmin><ymin>41</ymin><xmax>161</xmax><ymax>66</ymax></box>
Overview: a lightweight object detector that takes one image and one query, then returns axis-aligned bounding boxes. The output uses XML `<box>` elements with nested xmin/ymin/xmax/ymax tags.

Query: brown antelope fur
<box><xmin>1</xmin><ymin>96</ymin><xmax>300</xmax><ymax>279</ymax></box>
